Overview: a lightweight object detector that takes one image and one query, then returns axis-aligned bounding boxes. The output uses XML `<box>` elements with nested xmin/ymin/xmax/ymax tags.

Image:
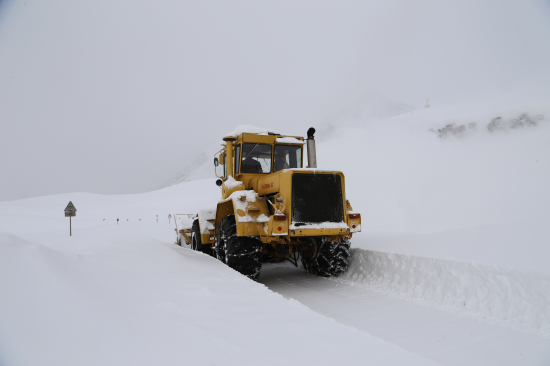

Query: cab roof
<box><xmin>222</xmin><ymin>133</ymin><xmax>305</xmax><ymax>145</ymax></box>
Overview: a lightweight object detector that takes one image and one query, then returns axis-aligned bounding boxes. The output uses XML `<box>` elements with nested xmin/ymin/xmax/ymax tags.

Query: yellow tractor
<box><xmin>178</xmin><ymin>127</ymin><xmax>361</xmax><ymax>279</ymax></box>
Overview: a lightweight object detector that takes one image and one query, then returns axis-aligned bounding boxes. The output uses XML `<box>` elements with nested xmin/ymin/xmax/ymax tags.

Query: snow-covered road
<box><xmin>259</xmin><ymin>263</ymin><xmax>550</xmax><ymax>366</ymax></box>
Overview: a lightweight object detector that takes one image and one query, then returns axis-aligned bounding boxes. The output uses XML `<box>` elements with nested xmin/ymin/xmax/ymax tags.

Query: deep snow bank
<box><xmin>352</xmin><ymin>221</ymin><xmax>550</xmax><ymax>274</ymax></box>
<box><xmin>338</xmin><ymin>248</ymin><xmax>550</xmax><ymax>336</ymax></box>
<box><xmin>0</xmin><ymin>233</ymin><xmax>439</xmax><ymax>366</ymax></box>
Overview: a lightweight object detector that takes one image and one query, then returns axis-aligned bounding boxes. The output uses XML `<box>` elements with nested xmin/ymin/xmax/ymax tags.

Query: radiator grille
<box><xmin>291</xmin><ymin>173</ymin><xmax>344</xmax><ymax>225</ymax></box>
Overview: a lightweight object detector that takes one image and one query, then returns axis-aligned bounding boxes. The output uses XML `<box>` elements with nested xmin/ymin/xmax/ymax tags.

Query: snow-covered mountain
<box><xmin>159</xmin><ymin>150</ymin><xmax>212</xmax><ymax>188</ymax></box>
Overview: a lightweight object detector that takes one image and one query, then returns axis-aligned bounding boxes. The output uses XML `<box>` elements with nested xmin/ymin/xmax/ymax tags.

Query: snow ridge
<box><xmin>338</xmin><ymin>249</ymin><xmax>550</xmax><ymax>336</ymax></box>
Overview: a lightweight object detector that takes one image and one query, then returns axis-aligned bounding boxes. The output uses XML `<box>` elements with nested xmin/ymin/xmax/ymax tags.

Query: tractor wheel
<box><xmin>191</xmin><ymin>233</ymin><xmax>198</xmax><ymax>250</ymax></box>
<box><xmin>216</xmin><ymin>214</ymin><xmax>262</xmax><ymax>280</ymax></box>
<box><xmin>301</xmin><ymin>237</ymin><xmax>350</xmax><ymax>277</ymax></box>
<box><xmin>192</xmin><ymin>220</ymin><xmax>212</xmax><ymax>255</ymax></box>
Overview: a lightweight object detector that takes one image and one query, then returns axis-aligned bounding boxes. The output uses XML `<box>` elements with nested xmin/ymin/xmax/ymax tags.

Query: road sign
<box><xmin>64</xmin><ymin>201</ymin><xmax>77</xmax><ymax>217</ymax></box>
<box><xmin>64</xmin><ymin>201</ymin><xmax>77</xmax><ymax>236</ymax></box>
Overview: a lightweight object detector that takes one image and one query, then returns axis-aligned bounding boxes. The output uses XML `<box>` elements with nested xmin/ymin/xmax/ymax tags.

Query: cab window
<box><xmin>274</xmin><ymin>145</ymin><xmax>302</xmax><ymax>172</ymax></box>
<box><xmin>241</xmin><ymin>143</ymin><xmax>272</xmax><ymax>173</ymax></box>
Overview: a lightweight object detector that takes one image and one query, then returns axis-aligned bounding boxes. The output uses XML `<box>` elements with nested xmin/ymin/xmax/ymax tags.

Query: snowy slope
<box><xmin>320</xmin><ymin>100</ymin><xmax>550</xmax><ymax>233</ymax></box>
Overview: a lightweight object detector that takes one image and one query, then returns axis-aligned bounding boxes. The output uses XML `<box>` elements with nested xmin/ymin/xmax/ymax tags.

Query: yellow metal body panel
<box><xmin>290</xmin><ymin>227</ymin><xmax>349</xmax><ymax>237</ymax></box>
<box><xmin>257</xmin><ymin>174</ymin><xmax>280</xmax><ymax>195</ymax></box>
<box><xmin>241</xmin><ymin>133</ymin><xmax>275</xmax><ymax>144</ymax></box>
<box><xmin>201</xmin><ymin>233</ymin><xmax>213</xmax><ymax>244</ymax></box>
<box><xmin>213</xmin><ymin>199</ymin><xmax>235</xmax><ymax>242</ymax></box>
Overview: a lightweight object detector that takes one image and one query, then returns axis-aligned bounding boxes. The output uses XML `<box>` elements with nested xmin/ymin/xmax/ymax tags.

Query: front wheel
<box><xmin>301</xmin><ymin>237</ymin><xmax>350</xmax><ymax>277</ymax></box>
<box><xmin>216</xmin><ymin>214</ymin><xmax>262</xmax><ymax>280</ymax></box>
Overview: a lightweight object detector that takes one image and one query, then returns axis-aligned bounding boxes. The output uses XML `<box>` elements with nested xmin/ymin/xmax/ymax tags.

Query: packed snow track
<box><xmin>258</xmin><ymin>249</ymin><xmax>550</xmax><ymax>366</ymax></box>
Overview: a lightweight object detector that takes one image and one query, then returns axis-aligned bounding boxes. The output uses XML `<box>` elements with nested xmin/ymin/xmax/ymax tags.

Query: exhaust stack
<box><xmin>306</xmin><ymin>127</ymin><xmax>317</xmax><ymax>168</ymax></box>
<box><xmin>222</xmin><ymin>136</ymin><xmax>236</xmax><ymax>177</ymax></box>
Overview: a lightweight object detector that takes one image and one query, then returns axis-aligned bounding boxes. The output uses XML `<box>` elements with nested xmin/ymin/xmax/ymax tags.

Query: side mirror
<box><xmin>216</xmin><ymin>179</ymin><xmax>223</xmax><ymax>187</ymax></box>
<box><xmin>214</xmin><ymin>158</ymin><xmax>219</xmax><ymax>167</ymax></box>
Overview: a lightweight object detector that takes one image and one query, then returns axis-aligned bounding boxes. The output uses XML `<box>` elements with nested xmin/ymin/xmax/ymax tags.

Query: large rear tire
<box><xmin>192</xmin><ymin>219</ymin><xmax>213</xmax><ymax>255</ymax></box>
<box><xmin>216</xmin><ymin>214</ymin><xmax>262</xmax><ymax>280</ymax></box>
<box><xmin>301</xmin><ymin>237</ymin><xmax>350</xmax><ymax>277</ymax></box>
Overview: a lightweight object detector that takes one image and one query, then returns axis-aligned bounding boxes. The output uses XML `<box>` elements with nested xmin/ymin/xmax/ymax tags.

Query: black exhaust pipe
<box><xmin>306</xmin><ymin>127</ymin><xmax>317</xmax><ymax>168</ymax></box>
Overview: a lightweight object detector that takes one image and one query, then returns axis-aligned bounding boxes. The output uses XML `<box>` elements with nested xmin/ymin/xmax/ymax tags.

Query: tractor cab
<box><xmin>216</xmin><ymin>133</ymin><xmax>306</xmax><ymax>191</ymax></box>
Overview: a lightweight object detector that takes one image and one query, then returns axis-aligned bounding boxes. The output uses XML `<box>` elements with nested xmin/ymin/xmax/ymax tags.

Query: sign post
<box><xmin>64</xmin><ymin>201</ymin><xmax>77</xmax><ymax>236</ymax></box>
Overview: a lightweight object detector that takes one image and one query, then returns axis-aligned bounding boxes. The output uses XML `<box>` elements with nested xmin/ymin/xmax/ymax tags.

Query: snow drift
<box><xmin>339</xmin><ymin>248</ymin><xmax>550</xmax><ymax>335</ymax></box>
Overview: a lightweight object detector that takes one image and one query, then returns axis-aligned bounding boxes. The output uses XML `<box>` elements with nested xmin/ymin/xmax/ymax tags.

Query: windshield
<box><xmin>241</xmin><ymin>143</ymin><xmax>272</xmax><ymax>174</ymax></box>
<box><xmin>274</xmin><ymin>145</ymin><xmax>302</xmax><ymax>172</ymax></box>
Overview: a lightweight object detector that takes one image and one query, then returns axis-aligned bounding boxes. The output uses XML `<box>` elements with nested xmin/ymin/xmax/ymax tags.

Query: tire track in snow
<box><xmin>259</xmin><ymin>264</ymin><xmax>550</xmax><ymax>366</ymax></box>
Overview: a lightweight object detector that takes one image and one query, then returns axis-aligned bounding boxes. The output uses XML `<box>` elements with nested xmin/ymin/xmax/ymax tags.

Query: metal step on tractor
<box><xmin>176</xmin><ymin>127</ymin><xmax>361</xmax><ymax>280</ymax></box>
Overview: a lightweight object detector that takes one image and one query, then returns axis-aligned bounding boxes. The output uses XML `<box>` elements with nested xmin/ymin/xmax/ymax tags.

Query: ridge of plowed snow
<box><xmin>338</xmin><ymin>248</ymin><xmax>550</xmax><ymax>336</ymax></box>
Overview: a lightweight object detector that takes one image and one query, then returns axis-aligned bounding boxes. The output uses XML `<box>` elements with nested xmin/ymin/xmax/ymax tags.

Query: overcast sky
<box><xmin>1</xmin><ymin>0</ymin><xmax>550</xmax><ymax>201</ymax></box>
